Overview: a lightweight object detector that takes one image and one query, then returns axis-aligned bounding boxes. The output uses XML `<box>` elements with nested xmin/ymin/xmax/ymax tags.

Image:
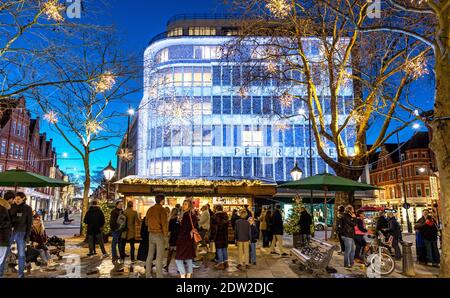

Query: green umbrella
<box><xmin>279</xmin><ymin>173</ymin><xmax>383</xmax><ymax>240</ymax></box>
<box><xmin>0</xmin><ymin>169</ymin><xmax>71</xmax><ymax>190</ymax></box>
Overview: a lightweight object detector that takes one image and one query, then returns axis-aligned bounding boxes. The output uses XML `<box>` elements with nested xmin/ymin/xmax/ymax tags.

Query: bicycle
<box><xmin>362</xmin><ymin>232</ymin><xmax>395</xmax><ymax>276</ymax></box>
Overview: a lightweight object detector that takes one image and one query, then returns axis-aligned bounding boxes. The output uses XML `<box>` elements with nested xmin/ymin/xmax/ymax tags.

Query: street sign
<box><xmin>403</xmin><ymin>203</ymin><xmax>411</xmax><ymax>210</ymax></box>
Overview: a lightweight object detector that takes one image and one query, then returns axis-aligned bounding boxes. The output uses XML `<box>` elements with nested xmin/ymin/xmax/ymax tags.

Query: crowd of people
<box><xmin>82</xmin><ymin>196</ymin><xmax>294</xmax><ymax>278</ymax></box>
<box><xmin>335</xmin><ymin>205</ymin><xmax>441</xmax><ymax>269</ymax></box>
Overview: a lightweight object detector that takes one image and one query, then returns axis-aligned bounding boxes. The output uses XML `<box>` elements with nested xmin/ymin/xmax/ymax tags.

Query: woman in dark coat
<box><xmin>265</xmin><ymin>210</ymin><xmax>273</xmax><ymax>246</ymax></box>
<box><xmin>210</xmin><ymin>205</ymin><xmax>229</xmax><ymax>270</ymax></box>
<box><xmin>164</xmin><ymin>208</ymin><xmax>180</xmax><ymax>271</ymax></box>
<box><xmin>175</xmin><ymin>199</ymin><xmax>199</xmax><ymax>278</ymax></box>
<box><xmin>137</xmin><ymin>216</ymin><xmax>149</xmax><ymax>262</ymax></box>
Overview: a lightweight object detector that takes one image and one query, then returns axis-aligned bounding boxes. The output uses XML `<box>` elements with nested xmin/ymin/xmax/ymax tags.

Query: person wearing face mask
<box><xmin>8</xmin><ymin>192</ymin><xmax>32</xmax><ymax>278</ymax></box>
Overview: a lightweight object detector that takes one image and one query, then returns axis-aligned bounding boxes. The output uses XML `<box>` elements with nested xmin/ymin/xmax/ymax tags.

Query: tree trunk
<box><xmin>80</xmin><ymin>148</ymin><xmax>91</xmax><ymax>236</ymax></box>
<box><xmin>431</xmin><ymin>52</ymin><xmax>450</xmax><ymax>277</ymax></box>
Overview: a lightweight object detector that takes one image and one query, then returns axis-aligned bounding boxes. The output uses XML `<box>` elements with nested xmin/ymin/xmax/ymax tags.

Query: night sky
<box><xmin>35</xmin><ymin>0</ymin><xmax>433</xmax><ymax>189</ymax></box>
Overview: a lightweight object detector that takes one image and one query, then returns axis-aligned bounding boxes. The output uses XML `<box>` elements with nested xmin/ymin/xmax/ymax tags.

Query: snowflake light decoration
<box><xmin>266</xmin><ymin>60</ymin><xmax>278</xmax><ymax>74</ymax></box>
<box><xmin>42</xmin><ymin>0</ymin><xmax>65</xmax><ymax>22</ymax></box>
<box><xmin>266</xmin><ymin>0</ymin><xmax>291</xmax><ymax>19</ymax></box>
<box><xmin>404</xmin><ymin>56</ymin><xmax>429</xmax><ymax>80</ymax></box>
<box><xmin>44</xmin><ymin>111</ymin><xmax>58</xmax><ymax>124</ymax></box>
<box><xmin>118</xmin><ymin>148</ymin><xmax>134</xmax><ymax>162</ymax></box>
<box><xmin>92</xmin><ymin>71</ymin><xmax>117</xmax><ymax>93</ymax></box>
<box><xmin>279</xmin><ymin>92</ymin><xmax>294</xmax><ymax>107</ymax></box>
<box><xmin>85</xmin><ymin>119</ymin><xmax>102</xmax><ymax>134</ymax></box>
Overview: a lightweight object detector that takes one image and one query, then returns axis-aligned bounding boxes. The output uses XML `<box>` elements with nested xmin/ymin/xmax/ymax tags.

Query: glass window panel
<box><xmin>243</xmin><ymin>157</ymin><xmax>252</xmax><ymax>177</ymax></box>
<box><xmin>212</xmin><ymin>66</ymin><xmax>221</xmax><ymax>85</ymax></box>
<box><xmin>172</xmin><ymin>160</ymin><xmax>181</xmax><ymax>176</ymax></box>
<box><xmin>182</xmin><ymin>157</ymin><xmax>191</xmax><ymax>176</ymax></box>
<box><xmin>252</xmin><ymin>96</ymin><xmax>262</xmax><ymax>114</ymax></box>
<box><xmin>184</xmin><ymin>67</ymin><xmax>193</xmax><ymax>86</ymax></box>
<box><xmin>222</xmin><ymin>96</ymin><xmax>231</xmax><ymax>114</ymax></box>
<box><xmin>222</xmin><ymin>66</ymin><xmax>231</xmax><ymax>86</ymax></box>
<box><xmin>202</xmin><ymin>157</ymin><xmax>211</xmax><ymax>176</ymax></box>
<box><xmin>264</xmin><ymin>158</ymin><xmax>273</xmax><ymax>178</ymax></box>
<box><xmin>223</xmin><ymin>157</ymin><xmax>231</xmax><ymax>176</ymax></box>
<box><xmin>233</xmin><ymin>96</ymin><xmax>241</xmax><ymax>114</ymax></box>
<box><xmin>275</xmin><ymin>158</ymin><xmax>284</xmax><ymax>181</ymax></box>
<box><xmin>212</xmin><ymin>125</ymin><xmax>221</xmax><ymax>146</ymax></box>
<box><xmin>193</xmin><ymin>125</ymin><xmax>202</xmax><ymax>146</ymax></box>
<box><xmin>182</xmin><ymin>125</ymin><xmax>192</xmax><ymax>146</ymax></box>
<box><xmin>213</xmin><ymin>96</ymin><xmax>221</xmax><ymax>114</ymax></box>
<box><xmin>223</xmin><ymin>125</ymin><xmax>231</xmax><ymax>147</ymax></box>
<box><xmin>174</xmin><ymin>67</ymin><xmax>183</xmax><ymax>86</ymax></box>
<box><xmin>285</xmin><ymin>125</ymin><xmax>294</xmax><ymax>147</ymax></box>
<box><xmin>213</xmin><ymin>157</ymin><xmax>221</xmax><ymax>176</ymax></box>
<box><xmin>192</xmin><ymin>158</ymin><xmax>201</xmax><ymax>176</ymax></box>
<box><xmin>242</xmin><ymin>97</ymin><xmax>251</xmax><ymax>114</ymax></box>
<box><xmin>163</xmin><ymin>127</ymin><xmax>171</xmax><ymax>147</ymax></box>
<box><xmin>156</xmin><ymin>127</ymin><xmax>162</xmax><ymax>148</ymax></box>
<box><xmin>233</xmin><ymin>125</ymin><xmax>241</xmax><ymax>147</ymax></box>
<box><xmin>203</xmin><ymin>97</ymin><xmax>212</xmax><ymax>115</ymax></box>
<box><xmin>264</xmin><ymin>125</ymin><xmax>272</xmax><ymax>146</ymax></box>
<box><xmin>202</xmin><ymin>125</ymin><xmax>212</xmax><ymax>146</ymax></box>
<box><xmin>317</xmin><ymin>159</ymin><xmax>326</xmax><ymax>174</ymax></box>
<box><xmin>263</xmin><ymin>96</ymin><xmax>272</xmax><ymax>114</ymax></box>
<box><xmin>172</xmin><ymin>126</ymin><xmax>181</xmax><ymax>146</ymax></box>
<box><xmin>232</xmin><ymin>66</ymin><xmax>241</xmax><ymax>86</ymax></box>
<box><xmin>233</xmin><ymin>157</ymin><xmax>242</xmax><ymax>176</ymax></box>
<box><xmin>294</xmin><ymin>125</ymin><xmax>304</xmax><ymax>147</ymax></box>
<box><xmin>286</xmin><ymin>158</ymin><xmax>295</xmax><ymax>181</ymax></box>
<box><xmin>254</xmin><ymin>157</ymin><xmax>263</xmax><ymax>177</ymax></box>
<box><xmin>273</xmin><ymin>97</ymin><xmax>282</xmax><ymax>115</ymax></box>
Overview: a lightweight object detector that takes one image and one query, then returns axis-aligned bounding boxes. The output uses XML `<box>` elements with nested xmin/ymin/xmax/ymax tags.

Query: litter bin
<box><xmin>401</xmin><ymin>241</ymin><xmax>415</xmax><ymax>277</ymax></box>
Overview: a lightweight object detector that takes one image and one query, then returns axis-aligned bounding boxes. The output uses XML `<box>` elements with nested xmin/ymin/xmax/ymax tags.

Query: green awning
<box><xmin>0</xmin><ymin>169</ymin><xmax>71</xmax><ymax>188</ymax></box>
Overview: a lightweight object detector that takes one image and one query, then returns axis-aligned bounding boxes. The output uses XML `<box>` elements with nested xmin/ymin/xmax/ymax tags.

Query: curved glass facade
<box><xmin>137</xmin><ymin>37</ymin><xmax>355</xmax><ymax>181</ymax></box>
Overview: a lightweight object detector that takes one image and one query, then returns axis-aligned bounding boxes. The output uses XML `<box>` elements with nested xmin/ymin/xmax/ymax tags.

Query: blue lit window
<box><xmin>233</xmin><ymin>96</ymin><xmax>241</xmax><ymax>114</ymax></box>
<box><xmin>276</xmin><ymin>126</ymin><xmax>284</xmax><ymax>144</ymax></box>
<box><xmin>244</xmin><ymin>157</ymin><xmax>252</xmax><ymax>177</ymax></box>
<box><xmin>213</xmin><ymin>96</ymin><xmax>221</xmax><ymax>114</ymax></box>
<box><xmin>264</xmin><ymin>125</ymin><xmax>272</xmax><ymax>146</ymax></box>
<box><xmin>273</xmin><ymin>97</ymin><xmax>282</xmax><ymax>115</ymax></box>
<box><xmin>213</xmin><ymin>157</ymin><xmax>221</xmax><ymax>176</ymax></box>
<box><xmin>285</xmin><ymin>125</ymin><xmax>294</xmax><ymax>147</ymax></box>
<box><xmin>232</xmin><ymin>66</ymin><xmax>241</xmax><ymax>86</ymax></box>
<box><xmin>202</xmin><ymin>126</ymin><xmax>212</xmax><ymax>146</ymax></box>
<box><xmin>193</xmin><ymin>125</ymin><xmax>202</xmax><ymax>146</ymax></box>
<box><xmin>223</xmin><ymin>125</ymin><xmax>231</xmax><ymax>147</ymax></box>
<box><xmin>254</xmin><ymin>157</ymin><xmax>263</xmax><ymax>177</ymax></box>
<box><xmin>156</xmin><ymin>127</ymin><xmax>162</xmax><ymax>148</ymax></box>
<box><xmin>323</xmin><ymin>96</ymin><xmax>331</xmax><ymax>113</ymax></box>
<box><xmin>293</xmin><ymin>97</ymin><xmax>302</xmax><ymax>113</ymax></box>
<box><xmin>317</xmin><ymin>159</ymin><xmax>326</xmax><ymax>174</ymax></box>
<box><xmin>172</xmin><ymin>126</ymin><xmax>181</xmax><ymax>146</ymax></box>
<box><xmin>222</xmin><ymin>66</ymin><xmax>231</xmax><ymax>86</ymax></box>
<box><xmin>212</xmin><ymin>125</ymin><xmax>221</xmax><ymax>146</ymax></box>
<box><xmin>163</xmin><ymin>127</ymin><xmax>171</xmax><ymax>147</ymax></box>
<box><xmin>182</xmin><ymin>126</ymin><xmax>192</xmax><ymax>146</ymax></box>
<box><xmin>263</xmin><ymin>96</ymin><xmax>272</xmax><ymax>114</ymax></box>
<box><xmin>222</xmin><ymin>96</ymin><xmax>231</xmax><ymax>114</ymax></box>
<box><xmin>252</xmin><ymin>96</ymin><xmax>262</xmax><ymax>115</ymax></box>
<box><xmin>212</xmin><ymin>66</ymin><xmax>221</xmax><ymax>85</ymax></box>
<box><xmin>242</xmin><ymin>97</ymin><xmax>251</xmax><ymax>114</ymax></box>
<box><xmin>294</xmin><ymin>125</ymin><xmax>304</xmax><ymax>147</ymax></box>
<box><xmin>264</xmin><ymin>159</ymin><xmax>273</xmax><ymax>178</ymax></box>
<box><xmin>275</xmin><ymin>158</ymin><xmax>284</xmax><ymax>181</ymax></box>
<box><xmin>233</xmin><ymin>157</ymin><xmax>242</xmax><ymax>176</ymax></box>
<box><xmin>233</xmin><ymin>125</ymin><xmax>241</xmax><ymax>146</ymax></box>
<box><xmin>202</xmin><ymin>157</ymin><xmax>211</xmax><ymax>176</ymax></box>
<box><xmin>192</xmin><ymin>158</ymin><xmax>201</xmax><ymax>176</ymax></box>
<box><xmin>223</xmin><ymin>157</ymin><xmax>231</xmax><ymax>176</ymax></box>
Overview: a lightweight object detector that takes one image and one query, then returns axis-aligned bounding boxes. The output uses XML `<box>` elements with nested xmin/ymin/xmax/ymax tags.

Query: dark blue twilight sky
<box><xmin>36</xmin><ymin>0</ymin><xmax>433</xmax><ymax>187</ymax></box>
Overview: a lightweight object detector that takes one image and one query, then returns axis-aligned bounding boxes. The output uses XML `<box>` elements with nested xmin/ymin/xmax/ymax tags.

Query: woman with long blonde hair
<box><xmin>30</xmin><ymin>215</ymin><xmax>50</xmax><ymax>266</ymax></box>
<box><xmin>175</xmin><ymin>199</ymin><xmax>199</xmax><ymax>278</ymax></box>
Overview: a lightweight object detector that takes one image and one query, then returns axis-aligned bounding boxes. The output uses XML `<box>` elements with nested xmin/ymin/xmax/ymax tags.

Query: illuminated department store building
<box><xmin>117</xmin><ymin>14</ymin><xmax>356</xmax><ymax>220</ymax></box>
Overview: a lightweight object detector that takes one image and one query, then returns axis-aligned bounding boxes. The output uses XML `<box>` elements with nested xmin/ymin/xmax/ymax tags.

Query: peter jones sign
<box><xmin>233</xmin><ymin>146</ymin><xmax>337</xmax><ymax>158</ymax></box>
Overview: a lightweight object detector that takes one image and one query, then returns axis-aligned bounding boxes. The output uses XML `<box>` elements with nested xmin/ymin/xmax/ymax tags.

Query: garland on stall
<box><xmin>284</xmin><ymin>194</ymin><xmax>305</xmax><ymax>235</ymax></box>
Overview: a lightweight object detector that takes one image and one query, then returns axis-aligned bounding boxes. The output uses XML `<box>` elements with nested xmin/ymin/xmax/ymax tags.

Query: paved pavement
<box><xmin>44</xmin><ymin>213</ymin><xmax>82</xmax><ymax>237</ymax></box>
<box><xmin>2</xmin><ymin>217</ymin><xmax>440</xmax><ymax>278</ymax></box>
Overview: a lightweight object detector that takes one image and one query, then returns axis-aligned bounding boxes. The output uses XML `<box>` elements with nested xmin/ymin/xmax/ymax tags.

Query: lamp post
<box><xmin>298</xmin><ymin>108</ymin><xmax>314</xmax><ymax>215</ymax></box>
<box><xmin>396</xmin><ymin>123</ymin><xmax>420</xmax><ymax>234</ymax></box>
<box><xmin>126</xmin><ymin>107</ymin><xmax>135</xmax><ymax>177</ymax></box>
<box><xmin>103</xmin><ymin>161</ymin><xmax>116</xmax><ymax>203</ymax></box>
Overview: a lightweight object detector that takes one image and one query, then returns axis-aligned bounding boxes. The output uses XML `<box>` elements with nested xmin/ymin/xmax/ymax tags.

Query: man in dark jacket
<box><xmin>270</xmin><ymin>205</ymin><xmax>287</xmax><ymax>256</ymax></box>
<box><xmin>385</xmin><ymin>212</ymin><xmax>402</xmax><ymax>260</ymax></box>
<box><xmin>338</xmin><ymin>205</ymin><xmax>357</xmax><ymax>268</ymax></box>
<box><xmin>8</xmin><ymin>192</ymin><xmax>32</xmax><ymax>278</ymax></box>
<box><xmin>110</xmin><ymin>201</ymin><xmax>125</xmax><ymax>264</ymax></box>
<box><xmin>83</xmin><ymin>200</ymin><xmax>108</xmax><ymax>257</ymax></box>
<box><xmin>414</xmin><ymin>209</ymin><xmax>429</xmax><ymax>264</ymax></box>
<box><xmin>376</xmin><ymin>211</ymin><xmax>389</xmax><ymax>237</ymax></box>
<box><xmin>298</xmin><ymin>207</ymin><xmax>312</xmax><ymax>247</ymax></box>
<box><xmin>0</xmin><ymin>191</ymin><xmax>13</xmax><ymax>278</ymax></box>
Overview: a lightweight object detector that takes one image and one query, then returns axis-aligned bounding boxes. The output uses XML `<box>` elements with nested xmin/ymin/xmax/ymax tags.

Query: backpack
<box><xmin>116</xmin><ymin>212</ymin><xmax>127</xmax><ymax>232</ymax></box>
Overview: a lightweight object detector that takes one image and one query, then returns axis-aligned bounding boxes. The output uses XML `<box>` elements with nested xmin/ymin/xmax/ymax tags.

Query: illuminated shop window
<box><xmin>193</xmin><ymin>46</ymin><xmax>221</xmax><ymax>59</ymax></box>
<box><xmin>223</xmin><ymin>157</ymin><xmax>231</xmax><ymax>176</ymax></box>
<box><xmin>156</xmin><ymin>48</ymin><xmax>169</xmax><ymax>63</ymax></box>
<box><xmin>189</xmin><ymin>27</ymin><xmax>216</xmax><ymax>36</ymax></box>
<box><xmin>233</xmin><ymin>157</ymin><xmax>242</xmax><ymax>176</ymax></box>
<box><xmin>203</xmin><ymin>97</ymin><xmax>212</xmax><ymax>115</ymax></box>
<box><xmin>242</xmin><ymin>126</ymin><xmax>263</xmax><ymax>147</ymax></box>
<box><xmin>168</xmin><ymin>27</ymin><xmax>183</xmax><ymax>37</ymax></box>
<box><xmin>193</xmin><ymin>125</ymin><xmax>202</xmax><ymax>146</ymax></box>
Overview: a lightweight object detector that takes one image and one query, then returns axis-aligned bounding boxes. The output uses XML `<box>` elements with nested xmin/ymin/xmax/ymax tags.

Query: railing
<box><xmin>166</xmin><ymin>13</ymin><xmax>242</xmax><ymax>26</ymax></box>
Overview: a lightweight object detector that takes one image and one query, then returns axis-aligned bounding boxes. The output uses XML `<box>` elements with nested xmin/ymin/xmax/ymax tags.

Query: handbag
<box><xmin>188</xmin><ymin>212</ymin><xmax>202</xmax><ymax>243</ymax></box>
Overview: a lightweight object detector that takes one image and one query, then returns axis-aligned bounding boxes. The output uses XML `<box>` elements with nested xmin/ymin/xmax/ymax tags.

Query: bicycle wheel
<box><xmin>368</xmin><ymin>253</ymin><xmax>395</xmax><ymax>276</ymax></box>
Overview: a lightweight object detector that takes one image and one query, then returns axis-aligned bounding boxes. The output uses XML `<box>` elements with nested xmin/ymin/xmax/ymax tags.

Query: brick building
<box><xmin>367</xmin><ymin>131</ymin><xmax>440</xmax><ymax>226</ymax></box>
<box><xmin>1</xmin><ymin>97</ymin><xmax>68</xmax><ymax>217</ymax></box>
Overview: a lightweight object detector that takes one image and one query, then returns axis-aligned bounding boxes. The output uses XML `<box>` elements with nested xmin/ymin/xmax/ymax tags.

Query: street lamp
<box><xmin>290</xmin><ymin>162</ymin><xmax>303</xmax><ymax>181</ymax></box>
<box><xmin>297</xmin><ymin>107</ymin><xmax>314</xmax><ymax>216</ymax></box>
<box><xmin>103</xmin><ymin>161</ymin><xmax>116</xmax><ymax>202</ymax></box>
<box><xmin>125</xmin><ymin>106</ymin><xmax>136</xmax><ymax>177</ymax></box>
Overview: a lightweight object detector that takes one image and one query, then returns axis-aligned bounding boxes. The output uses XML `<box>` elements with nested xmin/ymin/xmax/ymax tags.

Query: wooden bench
<box><xmin>291</xmin><ymin>238</ymin><xmax>337</xmax><ymax>275</ymax></box>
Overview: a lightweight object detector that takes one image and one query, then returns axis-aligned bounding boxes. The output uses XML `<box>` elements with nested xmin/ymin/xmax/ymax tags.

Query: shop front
<box><xmin>115</xmin><ymin>177</ymin><xmax>277</xmax><ymax>241</ymax></box>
